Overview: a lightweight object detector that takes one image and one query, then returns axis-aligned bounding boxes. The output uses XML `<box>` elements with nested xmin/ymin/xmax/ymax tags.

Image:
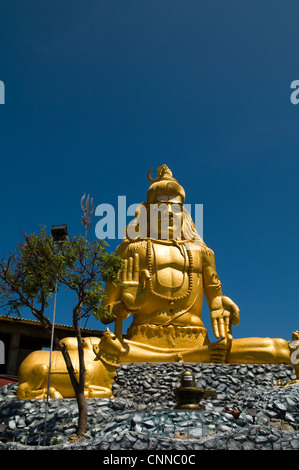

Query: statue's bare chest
<box><xmin>152</xmin><ymin>244</ymin><xmax>187</xmax><ymax>269</ymax></box>
<box><xmin>149</xmin><ymin>243</ymin><xmax>201</xmax><ymax>288</ymax></box>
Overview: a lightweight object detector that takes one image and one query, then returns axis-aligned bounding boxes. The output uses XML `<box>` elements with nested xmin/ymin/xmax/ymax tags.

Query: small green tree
<box><xmin>0</xmin><ymin>227</ymin><xmax>123</xmax><ymax>437</ymax></box>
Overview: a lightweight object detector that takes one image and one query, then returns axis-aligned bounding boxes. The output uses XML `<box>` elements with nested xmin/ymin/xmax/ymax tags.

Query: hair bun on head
<box><xmin>147</xmin><ymin>165</ymin><xmax>185</xmax><ymax>203</ymax></box>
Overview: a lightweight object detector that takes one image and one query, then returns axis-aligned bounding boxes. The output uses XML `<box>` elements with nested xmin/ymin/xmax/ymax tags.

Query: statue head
<box><xmin>125</xmin><ymin>165</ymin><xmax>205</xmax><ymax>248</ymax></box>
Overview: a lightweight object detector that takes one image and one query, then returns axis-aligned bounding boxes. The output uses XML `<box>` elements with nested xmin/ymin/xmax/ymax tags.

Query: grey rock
<box><xmin>8</xmin><ymin>420</ymin><xmax>16</xmax><ymax>430</ymax></box>
<box><xmin>63</xmin><ymin>427</ymin><xmax>77</xmax><ymax>436</ymax></box>
<box><xmin>274</xmin><ymin>400</ymin><xmax>288</xmax><ymax>411</ymax></box>
<box><xmin>291</xmin><ymin>438</ymin><xmax>299</xmax><ymax>449</ymax></box>
<box><xmin>227</xmin><ymin>439</ymin><xmax>242</xmax><ymax>450</ymax></box>
<box><xmin>133</xmin><ymin>437</ymin><xmax>148</xmax><ymax>450</ymax></box>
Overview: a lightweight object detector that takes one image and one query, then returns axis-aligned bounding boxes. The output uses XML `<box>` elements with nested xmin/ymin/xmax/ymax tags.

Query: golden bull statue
<box><xmin>17</xmin><ymin>328</ymin><xmax>126</xmax><ymax>399</ymax></box>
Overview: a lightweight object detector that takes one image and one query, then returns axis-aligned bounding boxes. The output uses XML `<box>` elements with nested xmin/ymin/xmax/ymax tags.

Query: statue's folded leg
<box><xmin>120</xmin><ymin>337</ymin><xmax>292</xmax><ymax>364</ymax></box>
<box><xmin>176</xmin><ymin>337</ymin><xmax>292</xmax><ymax>364</ymax></box>
<box><xmin>17</xmin><ymin>383</ymin><xmax>47</xmax><ymax>399</ymax></box>
<box><xmin>121</xmin><ymin>340</ymin><xmax>215</xmax><ymax>363</ymax></box>
<box><xmin>226</xmin><ymin>337</ymin><xmax>292</xmax><ymax>364</ymax></box>
<box><xmin>120</xmin><ymin>340</ymin><xmax>179</xmax><ymax>362</ymax></box>
<box><xmin>85</xmin><ymin>385</ymin><xmax>113</xmax><ymax>398</ymax></box>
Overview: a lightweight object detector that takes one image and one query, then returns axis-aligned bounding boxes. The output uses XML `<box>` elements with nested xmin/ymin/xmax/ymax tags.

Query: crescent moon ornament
<box><xmin>147</xmin><ymin>165</ymin><xmax>173</xmax><ymax>183</ymax></box>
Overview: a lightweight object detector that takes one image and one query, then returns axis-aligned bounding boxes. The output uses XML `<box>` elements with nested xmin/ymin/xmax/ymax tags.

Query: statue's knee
<box><xmin>49</xmin><ymin>387</ymin><xmax>63</xmax><ymax>398</ymax></box>
<box><xmin>17</xmin><ymin>383</ymin><xmax>28</xmax><ymax>399</ymax></box>
<box><xmin>265</xmin><ymin>337</ymin><xmax>289</xmax><ymax>362</ymax></box>
<box><xmin>270</xmin><ymin>337</ymin><xmax>288</xmax><ymax>354</ymax></box>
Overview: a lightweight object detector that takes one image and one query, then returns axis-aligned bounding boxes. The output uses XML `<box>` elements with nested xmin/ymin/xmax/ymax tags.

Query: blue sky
<box><xmin>0</xmin><ymin>1</ymin><xmax>298</xmax><ymax>343</ymax></box>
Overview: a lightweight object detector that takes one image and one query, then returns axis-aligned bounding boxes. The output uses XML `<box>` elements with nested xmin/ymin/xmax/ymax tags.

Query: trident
<box><xmin>81</xmin><ymin>193</ymin><xmax>95</xmax><ymax>238</ymax></box>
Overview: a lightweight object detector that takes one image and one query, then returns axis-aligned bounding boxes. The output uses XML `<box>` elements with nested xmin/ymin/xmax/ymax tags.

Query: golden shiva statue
<box><xmin>16</xmin><ymin>164</ymin><xmax>296</xmax><ymax>400</ymax></box>
<box><xmin>101</xmin><ymin>164</ymin><xmax>294</xmax><ymax>365</ymax></box>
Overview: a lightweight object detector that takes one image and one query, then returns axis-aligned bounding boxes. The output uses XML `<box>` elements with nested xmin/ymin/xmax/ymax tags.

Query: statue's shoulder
<box><xmin>201</xmin><ymin>245</ymin><xmax>215</xmax><ymax>262</ymax></box>
<box><xmin>115</xmin><ymin>239</ymin><xmax>147</xmax><ymax>258</ymax></box>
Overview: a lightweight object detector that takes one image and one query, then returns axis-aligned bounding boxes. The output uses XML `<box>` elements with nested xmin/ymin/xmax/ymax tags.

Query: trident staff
<box><xmin>81</xmin><ymin>193</ymin><xmax>95</xmax><ymax>239</ymax></box>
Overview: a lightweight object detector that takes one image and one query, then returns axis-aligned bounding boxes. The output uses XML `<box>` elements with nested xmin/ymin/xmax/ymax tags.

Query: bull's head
<box><xmin>93</xmin><ymin>328</ymin><xmax>126</xmax><ymax>363</ymax></box>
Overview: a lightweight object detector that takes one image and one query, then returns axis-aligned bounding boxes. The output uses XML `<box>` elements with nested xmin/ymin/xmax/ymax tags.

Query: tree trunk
<box><xmin>73</xmin><ymin>306</ymin><xmax>87</xmax><ymax>437</ymax></box>
<box><xmin>55</xmin><ymin>336</ymin><xmax>88</xmax><ymax>437</ymax></box>
<box><xmin>74</xmin><ymin>339</ymin><xmax>87</xmax><ymax>436</ymax></box>
<box><xmin>76</xmin><ymin>389</ymin><xmax>88</xmax><ymax>436</ymax></box>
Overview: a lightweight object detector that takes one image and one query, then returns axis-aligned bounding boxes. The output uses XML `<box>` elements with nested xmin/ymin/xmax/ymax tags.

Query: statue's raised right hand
<box><xmin>121</xmin><ymin>253</ymin><xmax>150</xmax><ymax>310</ymax></box>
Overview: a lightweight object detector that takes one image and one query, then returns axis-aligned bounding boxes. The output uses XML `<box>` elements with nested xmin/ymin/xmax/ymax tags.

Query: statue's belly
<box><xmin>155</xmin><ymin>266</ymin><xmax>186</xmax><ymax>288</ymax></box>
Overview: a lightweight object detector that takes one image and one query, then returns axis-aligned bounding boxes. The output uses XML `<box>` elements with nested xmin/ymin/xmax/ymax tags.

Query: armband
<box><xmin>203</xmin><ymin>283</ymin><xmax>222</xmax><ymax>292</ymax></box>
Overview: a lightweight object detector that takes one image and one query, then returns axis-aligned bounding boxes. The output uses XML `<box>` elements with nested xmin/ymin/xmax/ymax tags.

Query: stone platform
<box><xmin>113</xmin><ymin>362</ymin><xmax>296</xmax><ymax>407</ymax></box>
<box><xmin>0</xmin><ymin>363</ymin><xmax>298</xmax><ymax>450</ymax></box>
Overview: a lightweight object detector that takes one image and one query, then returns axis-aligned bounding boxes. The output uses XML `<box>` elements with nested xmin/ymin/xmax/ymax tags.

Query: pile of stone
<box><xmin>0</xmin><ymin>363</ymin><xmax>298</xmax><ymax>450</ymax></box>
<box><xmin>113</xmin><ymin>362</ymin><xmax>296</xmax><ymax>406</ymax></box>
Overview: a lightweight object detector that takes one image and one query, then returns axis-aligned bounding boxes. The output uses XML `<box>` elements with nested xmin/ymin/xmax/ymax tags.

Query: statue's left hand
<box><xmin>210</xmin><ymin>296</ymin><xmax>240</xmax><ymax>340</ymax></box>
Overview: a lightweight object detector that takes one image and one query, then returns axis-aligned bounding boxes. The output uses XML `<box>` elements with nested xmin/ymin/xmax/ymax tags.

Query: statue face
<box><xmin>149</xmin><ymin>195</ymin><xmax>183</xmax><ymax>239</ymax></box>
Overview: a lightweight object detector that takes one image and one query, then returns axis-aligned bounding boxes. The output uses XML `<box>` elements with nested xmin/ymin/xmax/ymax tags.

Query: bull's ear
<box><xmin>106</xmin><ymin>327</ymin><xmax>111</xmax><ymax>334</ymax></box>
